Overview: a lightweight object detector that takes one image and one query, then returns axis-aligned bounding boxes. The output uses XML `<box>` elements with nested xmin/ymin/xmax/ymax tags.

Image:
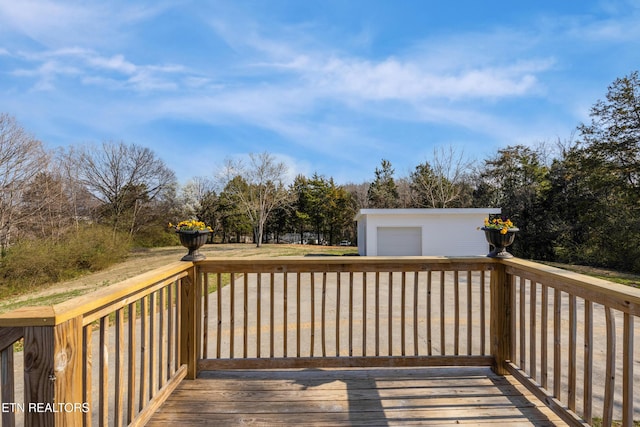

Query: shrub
<box><xmin>132</xmin><ymin>224</ymin><xmax>180</xmax><ymax>248</ymax></box>
<box><xmin>0</xmin><ymin>225</ymin><xmax>131</xmax><ymax>296</ymax></box>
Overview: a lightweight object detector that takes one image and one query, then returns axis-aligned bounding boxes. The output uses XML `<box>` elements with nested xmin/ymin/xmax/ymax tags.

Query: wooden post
<box><xmin>490</xmin><ymin>262</ymin><xmax>512</xmax><ymax>375</ymax></box>
<box><xmin>23</xmin><ymin>314</ymin><xmax>83</xmax><ymax>426</ymax></box>
<box><xmin>180</xmin><ymin>264</ymin><xmax>198</xmax><ymax>379</ymax></box>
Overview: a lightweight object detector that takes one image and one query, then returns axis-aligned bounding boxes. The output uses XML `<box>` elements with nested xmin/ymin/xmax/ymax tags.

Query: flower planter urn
<box><xmin>482</xmin><ymin>227</ymin><xmax>519</xmax><ymax>258</ymax></box>
<box><xmin>177</xmin><ymin>230</ymin><xmax>210</xmax><ymax>261</ymax></box>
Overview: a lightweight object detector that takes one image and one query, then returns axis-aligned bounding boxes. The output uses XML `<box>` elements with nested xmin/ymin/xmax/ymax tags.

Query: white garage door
<box><xmin>377</xmin><ymin>227</ymin><xmax>422</xmax><ymax>256</ymax></box>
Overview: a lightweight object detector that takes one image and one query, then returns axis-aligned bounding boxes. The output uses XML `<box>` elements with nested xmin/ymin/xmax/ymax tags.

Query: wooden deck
<box><xmin>146</xmin><ymin>367</ymin><xmax>568</xmax><ymax>426</ymax></box>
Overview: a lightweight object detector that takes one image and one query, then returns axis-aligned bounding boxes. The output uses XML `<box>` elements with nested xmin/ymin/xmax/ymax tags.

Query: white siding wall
<box><xmin>357</xmin><ymin>216</ymin><xmax>367</xmax><ymax>256</ymax></box>
<box><xmin>355</xmin><ymin>208</ymin><xmax>501</xmax><ymax>256</ymax></box>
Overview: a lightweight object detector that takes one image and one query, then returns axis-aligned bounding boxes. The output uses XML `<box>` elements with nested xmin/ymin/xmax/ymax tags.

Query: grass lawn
<box><xmin>0</xmin><ymin>243</ymin><xmax>358</xmax><ymax>314</ymax></box>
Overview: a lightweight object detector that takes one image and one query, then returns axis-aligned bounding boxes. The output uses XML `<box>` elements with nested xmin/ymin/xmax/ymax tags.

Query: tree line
<box><xmin>1</xmin><ymin>71</ymin><xmax>638</xmax><ymax>276</ymax></box>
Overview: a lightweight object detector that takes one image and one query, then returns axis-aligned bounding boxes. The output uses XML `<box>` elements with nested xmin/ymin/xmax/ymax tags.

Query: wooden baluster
<box><xmin>194</xmin><ymin>271</ymin><xmax>203</xmax><ymax>368</ymax></box>
<box><xmin>622</xmin><ymin>313</ymin><xmax>634</xmax><ymax>427</ymax></box>
<box><xmin>139</xmin><ymin>296</ymin><xmax>149</xmax><ymax>408</ymax></box>
<box><xmin>603</xmin><ymin>307</ymin><xmax>615</xmax><ymax>426</ymax></box>
<box><xmin>83</xmin><ymin>324</ymin><xmax>93</xmax><ymax>427</ymax></box>
<box><xmin>414</xmin><ymin>271</ymin><xmax>419</xmax><ymax>356</ymax></box>
<box><xmin>127</xmin><ymin>302</ymin><xmax>137</xmax><ymax>423</ymax></box>
<box><xmin>1</xmin><ymin>342</ymin><xmax>15</xmax><ymax>427</ymax></box>
<box><xmin>297</xmin><ymin>272</ymin><xmax>302</xmax><ymax>358</ymax></box>
<box><xmin>202</xmin><ymin>273</ymin><xmax>209</xmax><ymax>359</ymax></box>
<box><xmin>216</xmin><ymin>273</ymin><xmax>222</xmax><ymax>359</ymax></box>
<box><xmin>310</xmin><ymin>272</ymin><xmax>315</xmax><ymax>357</ymax></box>
<box><xmin>568</xmin><ymin>295</ymin><xmax>577</xmax><ymax>411</ymax></box>
<box><xmin>159</xmin><ymin>287</ymin><xmax>166</xmax><ymax>387</ymax></box>
<box><xmin>540</xmin><ymin>284</ymin><xmax>548</xmax><ymax>389</ymax></box>
<box><xmin>168</xmin><ymin>282</ymin><xmax>175</xmax><ymax>375</ymax></box>
<box><xmin>149</xmin><ymin>291</ymin><xmax>157</xmax><ymax>398</ymax></box>
<box><xmin>243</xmin><ymin>273</ymin><xmax>248</xmax><ymax>358</ymax></box>
<box><xmin>440</xmin><ymin>271</ymin><xmax>446</xmax><ymax>355</ymax></box>
<box><xmin>519</xmin><ymin>276</ymin><xmax>526</xmax><ymax>371</ymax></box>
<box><xmin>480</xmin><ymin>271</ymin><xmax>486</xmax><ymax>355</ymax></box>
<box><xmin>467</xmin><ymin>271</ymin><xmax>472</xmax><ymax>355</ymax></box>
<box><xmin>270</xmin><ymin>272</ymin><xmax>275</xmax><ymax>358</ymax></box>
<box><xmin>284</xmin><ymin>272</ymin><xmax>288</xmax><ymax>357</ymax></box>
<box><xmin>336</xmin><ymin>272</ymin><xmax>341</xmax><ymax>357</ymax></box>
<box><xmin>362</xmin><ymin>272</ymin><xmax>367</xmax><ymax>357</ymax></box>
<box><xmin>230</xmin><ymin>272</ymin><xmax>235</xmax><ymax>359</ymax></box>
<box><xmin>114</xmin><ymin>309</ymin><xmax>125</xmax><ymax>427</ymax></box>
<box><xmin>388</xmin><ymin>272</ymin><xmax>393</xmax><ymax>356</ymax></box>
<box><xmin>375</xmin><ymin>271</ymin><xmax>380</xmax><ymax>357</ymax></box>
<box><xmin>507</xmin><ymin>274</ymin><xmax>518</xmax><ymax>363</ymax></box>
<box><xmin>175</xmin><ymin>279</ymin><xmax>182</xmax><ymax>372</ymax></box>
<box><xmin>427</xmin><ymin>271</ymin><xmax>432</xmax><ymax>356</ymax></box>
<box><xmin>0</xmin><ymin>328</ymin><xmax>22</xmax><ymax>427</ymax></box>
<box><xmin>99</xmin><ymin>316</ymin><xmax>109</xmax><ymax>426</ymax></box>
<box><xmin>529</xmin><ymin>281</ymin><xmax>537</xmax><ymax>381</ymax></box>
<box><xmin>454</xmin><ymin>270</ymin><xmax>459</xmax><ymax>356</ymax></box>
<box><xmin>553</xmin><ymin>289</ymin><xmax>561</xmax><ymax>399</ymax></box>
<box><xmin>349</xmin><ymin>272</ymin><xmax>354</xmax><ymax>357</ymax></box>
<box><xmin>401</xmin><ymin>271</ymin><xmax>406</xmax><ymax>356</ymax></box>
<box><xmin>322</xmin><ymin>272</ymin><xmax>327</xmax><ymax>357</ymax></box>
<box><xmin>583</xmin><ymin>300</ymin><xmax>593</xmax><ymax>424</ymax></box>
<box><xmin>257</xmin><ymin>273</ymin><xmax>262</xmax><ymax>358</ymax></box>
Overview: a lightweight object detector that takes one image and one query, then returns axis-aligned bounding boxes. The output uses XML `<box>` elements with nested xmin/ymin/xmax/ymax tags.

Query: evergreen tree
<box><xmin>367</xmin><ymin>159</ymin><xmax>399</xmax><ymax>208</ymax></box>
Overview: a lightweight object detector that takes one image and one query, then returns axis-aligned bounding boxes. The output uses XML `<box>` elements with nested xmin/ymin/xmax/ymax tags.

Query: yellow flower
<box><xmin>170</xmin><ymin>219</ymin><xmax>212</xmax><ymax>231</ymax></box>
<box><xmin>481</xmin><ymin>217</ymin><xmax>517</xmax><ymax>233</ymax></box>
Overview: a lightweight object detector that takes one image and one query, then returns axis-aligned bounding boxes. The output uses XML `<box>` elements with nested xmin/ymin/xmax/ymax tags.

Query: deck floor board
<box><xmin>146</xmin><ymin>366</ymin><xmax>567</xmax><ymax>426</ymax></box>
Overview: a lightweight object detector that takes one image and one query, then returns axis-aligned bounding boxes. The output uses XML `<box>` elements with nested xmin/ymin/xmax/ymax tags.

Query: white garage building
<box><xmin>355</xmin><ymin>208</ymin><xmax>501</xmax><ymax>256</ymax></box>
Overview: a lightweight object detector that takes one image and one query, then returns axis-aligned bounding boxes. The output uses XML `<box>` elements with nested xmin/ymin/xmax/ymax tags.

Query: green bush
<box><xmin>0</xmin><ymin>225</ymin><xmax>131</xmax><ymax>296</ymax></box>
<box><xmin>132</xmin><ymin>224</ymin><xmax>180</xmax><ymax>248</ymax></box>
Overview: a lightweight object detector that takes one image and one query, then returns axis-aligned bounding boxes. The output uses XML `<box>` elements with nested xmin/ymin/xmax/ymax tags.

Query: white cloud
<box><xmin>0</xmin><ymin>1</ymin><xmax>174</xmax><ymax>49</ymax></box>
<box><xmin>9</xmin><ymin>47</ymin><xmax>194</xmax><ymax>92</ymax></box>
<box><xmin>303</xmin><ymin>56</ymin><xmax>544</xmax><ymax>100</ymax></box>
<box><xmin>87</xmin><ymin>54</ymin><xmax>137</xmax><ymax>74</ymax></box>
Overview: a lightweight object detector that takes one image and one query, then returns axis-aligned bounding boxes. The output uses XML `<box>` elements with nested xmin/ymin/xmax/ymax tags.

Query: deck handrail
<box><xmin>0</xmin><ymin>261</ymin><xmax>195</xmax><ymax>426</ymax></box>
<box><xmin>501</xmin><ymin>258</ymin><xmax>639</xmax><ymax>426</ymax></box>
<box><xmin>196</xmin><ymin>256</ymin><xmax>498</xmax><ymax>369</ymax></box>
<box><xmin>0</xmin><ymin>256</ymin><xmax>638</xmax><ymax>426</ymax></box>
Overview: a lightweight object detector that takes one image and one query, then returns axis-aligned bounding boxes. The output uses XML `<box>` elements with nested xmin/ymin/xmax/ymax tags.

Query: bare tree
<box><xmin>180</xmin><ymin>176</ymin><xmax>217</xmax><ymax>218</ymax></box>
<box><xmin>0</xmin><ymin>113</ymin><xmax>48</xmax><ymax>254</ymax></box>
<box><xmin>20</xmin><ymin>170</ymin><xmax>73</xmax><ymax>241</ymax></box>
<box><xmin>76</xmin><ymin>141</ymin><xmax>176</xmax><ymax>236</ymax></box>
<box><xmin>343</xmin><ymin>182</ymin><xmax>370</xmax><ymax>211</ymax></box>
<box><xmin>56</xmin><ymin>147</ymin><xmax>99</xmax><ymax>230</ymax></box>
<box><xmin>396</xmin><ymin>177</ymin><xmax>413</xmax><ymax>208</ymax></box>
<box><xmin>220</xmin><ymin>152</ymin><xmax>290</xmax><ymax>247</ymax></box>
<box><xmin>410</xmin><ymin>146</ymin><xmax>475</xmax><ymax>208</ymax></box>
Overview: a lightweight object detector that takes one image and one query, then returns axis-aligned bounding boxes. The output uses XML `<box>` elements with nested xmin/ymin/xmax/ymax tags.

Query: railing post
<box><xmin>490</xmin><ymin>261</ymin><xmax>512</xmax><ymax>375</ymax></box>
<box><xmin>180</xmin><ymin>264</ymin><xmax>198</xmax><ymax>379</ymax></box>
<box><xmin>23</xmin><ymin>312</ymin><xmax>83</xmax><ymax>426</ymax></box>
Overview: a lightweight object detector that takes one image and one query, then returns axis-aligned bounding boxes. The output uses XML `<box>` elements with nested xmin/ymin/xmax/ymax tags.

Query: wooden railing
<box><xmin>0</xmin><ymin>262</ymin><xmax>195</xmax><ymax>427</ymax></box>
<box><xmin>0</xmin><ymin>256</ymin><xmax>638</xmax><ymax>426</ymax></box>
<box><xmin>501</xmin><ymin>258</ymin><xmax>640</xmax><ymax>426</ymax></box>
<box><xmin>196</xmin><ymin>257</ymin><xmax>495</xmax><ymax>369</ymax></box>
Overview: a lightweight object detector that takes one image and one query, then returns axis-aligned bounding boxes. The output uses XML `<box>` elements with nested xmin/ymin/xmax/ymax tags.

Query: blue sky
<box><xmin>1</xmin><ymin>1</ymin><xmax>639</xmax><ymax>185</ymax></box>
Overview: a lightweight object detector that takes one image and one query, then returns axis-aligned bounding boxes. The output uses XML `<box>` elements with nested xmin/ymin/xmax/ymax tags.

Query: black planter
<box><xmin>482</xmin><ymin>227</ymin><xmax>519</xmax><ymax>258</ymax></box>
<box><xmin>177</xmin><ymin>230</ymin><xmax>210</xmax><ymax>261</ymax></box>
